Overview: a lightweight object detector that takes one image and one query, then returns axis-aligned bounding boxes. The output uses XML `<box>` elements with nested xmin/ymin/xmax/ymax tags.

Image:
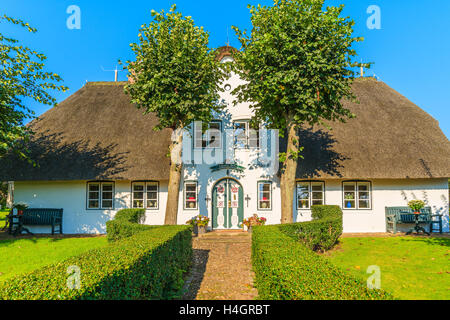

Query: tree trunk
<box><xmin>280</xmin><ymin>120</ymin><xmax>299</xmax><ymax>224</ymax></box>
<box><xmin>164</xmin><ymin>128</ymin><xmax>183</xmax><ymax>225</ymax></box>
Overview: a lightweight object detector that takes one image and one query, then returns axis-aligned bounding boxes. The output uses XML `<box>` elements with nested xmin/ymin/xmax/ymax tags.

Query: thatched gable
<box><xmin>294</xmin><ymin>77</ymin><xmax>450</xmax><ymax>179</ymax></box>
<box><xmin>0</xmin><ymin>82</ymin><xmax>172</xmax><ymax>181</ymax></box>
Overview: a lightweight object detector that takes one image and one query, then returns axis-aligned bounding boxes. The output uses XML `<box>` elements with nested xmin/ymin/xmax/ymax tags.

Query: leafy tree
<box><xmin>232</xmin><ymin>0</ymin><xmax>367</xmax><ymax>223</ymax></box>
<box><xmin>0</xmin><ymin>182</ymin><xmax>7</xmax><ymax>209</ymax></box>
<box><xmin>0</xmin><ymin>15</ymin><xmax>67</xmax><ymax>159</ymax></box>
<box><xmin>124</xmin><ymin>5</ymin><xmax>226</xmax><ymax>225</ymax></box>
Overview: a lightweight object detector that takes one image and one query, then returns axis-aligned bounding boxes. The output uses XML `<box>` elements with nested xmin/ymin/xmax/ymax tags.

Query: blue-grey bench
<box><xmin>19</xmin><ymin>208</ymin><xmax>64</xmax><ymax>235</ymax></box>
<box><xmin>385</xmin><ymin>207</ymin><xmax>443</xmax><ymax>234</ymax></box>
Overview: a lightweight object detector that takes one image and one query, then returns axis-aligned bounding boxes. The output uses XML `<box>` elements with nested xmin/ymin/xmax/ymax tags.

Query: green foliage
<box><xmin>106</xmin><ymin>208</ymin><xmax>152</xmax><ymax>241</ymax></box>
<box><xmin>0</xmin><ymin>182</ymin><xmax>7</xmax><ymax>209</ymax></box>
<box><xmin>407</xmin><ymin>200</ymin><xmax>426</xmax><ymax>212</ymax></box>
<box><xmin>252</xmin><ymin>225</ymin><xmax>392</xmax><ymax>300</ymax></box>
<box><xmin>278</xmin><ymin>205</ymin><xmax>342</xmax><ymax>252</ymax></box>
<box><xmin>0</xmin><ymin>225</ymin><xmax>192</xmax><ymax>300</ymax></box>
<box><xmin>0</xmin><ymin>15</ymin><xmax>68</xmax><ymax>159</ymax></box>
<box><xmin>114</xmin><ymin>208</ymin><xmax>146</xmax><ymax>224</ymax></box>
<box><xmin>124</xmin><ymin>5</ymin><xmax>227</xmax><ymax>130</ymax></box>
<box><xmin>310</xmin><ymin>205</ymin><xmax>342</xmax><ymax>220</ymax></box>
<box><xmin>232</xmin><ymin>0</ymin><xmax>366</xmax><ymax>130</ymax></box>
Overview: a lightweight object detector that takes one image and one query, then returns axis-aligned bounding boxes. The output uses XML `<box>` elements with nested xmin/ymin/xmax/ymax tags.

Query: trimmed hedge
<box><xmin>311</xmin><ymin>205</ymin><xmax>342</xmax><ymax>220</ymax></box>
<box><xmin>0</xmin><ymin>209</ymin><xmax>193</xmax><ymax>300</ymax></box>
<box><xmin>106</xmin><ymin>209</ymin><xmax>152</xmax><ymax>241</ymax></box>
<box><xmin>252</xmin><ymin>225</ymin><xmax>392</xmax><ymax>300</ymax></box>
<box><xmin>279</xmin><ymin>205</ymin><xmax>343</xmax><ymax>252</ymax></box>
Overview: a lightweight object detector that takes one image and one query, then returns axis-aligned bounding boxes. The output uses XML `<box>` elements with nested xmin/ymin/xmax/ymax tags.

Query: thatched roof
<box><xmin>0</xmin><ymin>77</ymin><xmax>448</xmax><ymax>182</ymax></box>
<box><xmin>0</xmin><ymin>82</ymin><xmax>172</xmax><ymax>181</ymax></box>
<box><xmin>293</xmin><ymin>77</ymin><xmax>450</xmax><ymax>179</ymax></box>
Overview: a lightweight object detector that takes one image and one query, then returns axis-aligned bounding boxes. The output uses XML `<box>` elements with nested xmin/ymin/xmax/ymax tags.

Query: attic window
<box><xmin>194</xmin><ymin>121</ymin><xmax>222</xmax><ymax>149</ymax></box>
<box><xmin>87</xmin><ymin>182</ymin><xmax>115</xmax><ymax>209</ymax></box>
<box><xmin>233</xmin><ymin>121</ymin><xmax>260</xmax><ymax>149</ymax></box>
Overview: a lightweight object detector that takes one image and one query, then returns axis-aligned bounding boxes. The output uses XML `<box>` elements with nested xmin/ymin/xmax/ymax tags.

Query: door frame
<box><xmin>211</xmin><ymin>177</ymin><xmax>244</xmax><ymax>230</ymax></box>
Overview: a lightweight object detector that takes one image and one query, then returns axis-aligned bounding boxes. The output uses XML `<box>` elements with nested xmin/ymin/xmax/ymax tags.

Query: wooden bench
<box><xmin>385</xmin><ymin>207</ymin><xmax>443</xmax><ymax>234</ymax></box>
<box><xmin>19</xmin><ymin>208</ymin><xmax>63</xmax><ymax>235</ymax></box>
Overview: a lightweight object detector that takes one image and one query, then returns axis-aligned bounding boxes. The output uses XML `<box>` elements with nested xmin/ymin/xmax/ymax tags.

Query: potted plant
<box><xmin>241</xmin><ymin>214</ymin><xmax>267</xmax><ymax>232</ymax></box>
<box><xmin>13</xmin><ymin>203</ymin><xmax>28</xmax><ymax>216</ymax></box>
<box><xmin>186</xmin><ymin>215</ymin><xmax>210</xmax><ymax>235</ymax></box>
<box><xmin>408</xmin><ymin>200</ymin><xmax>426</xmax><ymax>215</ymax></box>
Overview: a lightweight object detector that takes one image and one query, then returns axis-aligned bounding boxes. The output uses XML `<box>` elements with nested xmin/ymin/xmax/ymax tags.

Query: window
<box><xmin>343</xmin><ymin>181</ymin><xmax>371</xmax><ymax>210</ymax></box>
<box><xmin>258</xmin><ymin>181</ymin><xmax>272</xmax><ymax>210</ymax></box>
<box><xmin>132</xmin><ymin>182</ymin><xmax>159</xmax><ymax>209</ymax></box>
<box><xmin>184</xmin><ymin>181</ymin><xmax>198</xmax><ymax>210</ymax></box>
<box><xmin>194</xmin><ymin>121</ymin><xmax>222</xmax><ymax>149</ymax></box>
<box><xmin>87</xmin><ymin>182</ymin><xmax>114</xmax><ymax>209</ymax></box>
<box><xmin>233</xmin><ymin>121</ymin><xmax>260</xmax><ymax>149</ymax></box>
<box><xmin>296</xmin><ymin>181</ymin><xmax>324</xmax><ymax>209</ymax></box>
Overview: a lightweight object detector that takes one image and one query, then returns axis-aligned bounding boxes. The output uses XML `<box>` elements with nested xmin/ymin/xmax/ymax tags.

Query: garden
<box><xmin>325</xmin><ymin>236</ymin><xmax>450</xmax><ymax>300</ymax></box>
<box><xmin>0</xmin><ymin>209</ymin><xmax>192</xmax><ymax>300</ymax></box>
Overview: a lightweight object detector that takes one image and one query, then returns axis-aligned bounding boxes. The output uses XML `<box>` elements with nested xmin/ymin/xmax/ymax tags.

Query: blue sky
<box><xmin>2</xmin><ymin>0</ymin><xmax>449</xmax><ymax>139</ymax></box>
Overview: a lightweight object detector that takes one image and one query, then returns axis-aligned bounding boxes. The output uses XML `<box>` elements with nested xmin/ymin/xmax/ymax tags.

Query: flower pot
<box><xmin>414</xmin><ymin>212</ymin><xmax>420</xmax><ymax>215</ymax></box>
<box><xmin>247</xmin><ymin>226</ymin><xmax>252</xmax><ymax>233</ymax></box>
<box><xmin>194</xmin><ymin>225</ymin><xmax>206</xmax><ymax>235</ymax></box>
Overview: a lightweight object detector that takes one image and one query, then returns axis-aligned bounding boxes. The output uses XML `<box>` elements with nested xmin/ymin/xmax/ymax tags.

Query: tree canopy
<box><xmin>232</xmin><ymin>0</ymin><xmax>366</xmax><ymax>131</ymax></box>
<box><xmin>124</xmin><ymin>5</ymin><xmax>227</xmax><ymax>131</ymax></box>
<box><xmin>0</xmin><ymin>15</ymin><xmax>67</xmax><ymax>159</ymax></box>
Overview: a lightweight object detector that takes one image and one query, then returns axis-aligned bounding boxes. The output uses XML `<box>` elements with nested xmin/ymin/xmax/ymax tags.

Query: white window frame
<box><xmin>132</xmin><ymin>181</ymin><xmax>159</xmax><ymax>210</ymax></box>
<box><xmin>296</xmin><ymin>181</ymin><xmax>325</xmax><ymax>210</ymax></box>
<box><xmin>257</xmin><ymin>181</ymin><xmax>272</xmax><ymax>211</ymax></box>
<box><xmin>342</xmin><ymin>181</ymin><xmax>372</xmax><ymax>210</ymax></box>
<box><xmin>233</xmin><ymin>120</ymin><xmax>260</xmax><ymax>149</ymax></box>
<box><xmin>194</xmin><ymin>121</ymin><xmax>222</xmax><ymax>149</ymax></box>
<box><xmin>87</xmin><ymin>182</ymin><xmax>115</xmax><ymax>210</ymax></box>
<box><xmin>184</xmin><ymin>181</ymin><xmax>198</xmax><ymax>210</ymax></box>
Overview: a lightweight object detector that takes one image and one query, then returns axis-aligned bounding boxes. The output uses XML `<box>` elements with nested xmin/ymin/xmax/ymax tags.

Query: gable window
<box><xmin>87</xmin><ymin>182</ymin><xmax>115</xmax><ymax>209</ymax></box>
<box><xmin>296</xmin><ymin>181</ymin><xmax>325</xmax><ymax>209</ymax></box>
<box><xmin>132</xmin><ymin>182</ymin><xmax>159</xmax><ymax>209</ymax></box>
<box><xmin>194</xmin><ymin>121</ymin><xmax>222</xmax><ymax>149</ymax></box>
<box><xmin>257</xmin><ymin>181</ymin><xmax>272</xmax><ymax>210</ymax></box>
<box><xmin>343</xmin><ymin>181</ymin><xmax>371</xmax><ymax>210</ymax></box>
<box><xmin>233</xmin><ymin>120</ymin><xmax>260</xmax><ymax>149</ymax></box>
<box><xmin>184</xmin><ymin>181</ymin><xmax>198</xmax><ymax>210</ymax></box>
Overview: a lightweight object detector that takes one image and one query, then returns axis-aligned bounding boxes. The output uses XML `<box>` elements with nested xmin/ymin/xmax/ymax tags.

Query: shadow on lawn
<box><xmin>0</xmin><ymin>232</ymin><xmax>102</xmax><ymax>247</ymax></box>
<box><xmin>398</xmin><ymin>236</ymin><xmax>450</xmax><ymax>247</ymax></box>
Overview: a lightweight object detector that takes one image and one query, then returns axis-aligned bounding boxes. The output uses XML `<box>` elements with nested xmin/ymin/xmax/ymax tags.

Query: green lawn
<box><xmin>0</xmin><ymin>235</ymin><xmax>108</xmax><ymax>283</ymax></box>
<box><xmin>326</xmin><ymin>236</ymin><xmax>450</xmax><ymax>300</ymax></box>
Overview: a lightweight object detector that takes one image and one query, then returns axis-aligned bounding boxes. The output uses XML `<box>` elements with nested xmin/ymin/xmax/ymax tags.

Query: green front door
<box><xmin>212</xmin><ymin>179</ymin><xmax>244</xmax><ymax>229</ymax></box>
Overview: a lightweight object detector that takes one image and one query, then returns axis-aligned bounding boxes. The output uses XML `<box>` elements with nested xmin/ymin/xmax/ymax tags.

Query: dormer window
<box><xmin>194</xmin><ymin>121</ymin><xmax>222</xmax><ymax>149</ymax></box>
<box><xmin>233</xmin><ymin>120</ymin><xmax>259</xmax><ymax>149</ymax></box>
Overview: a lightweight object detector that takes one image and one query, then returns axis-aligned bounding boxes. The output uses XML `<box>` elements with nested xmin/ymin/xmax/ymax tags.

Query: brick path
<box><xmin>182</xmin><ymin>231</ymin><xmax>258</xmax><ymax>300</ymax></box>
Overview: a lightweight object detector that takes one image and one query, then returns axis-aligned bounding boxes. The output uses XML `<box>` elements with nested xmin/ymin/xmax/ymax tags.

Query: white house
<box><xmin>1</xmin><ymin>46</ymin><xmax>449</xmax><ymax>234</ymax></box>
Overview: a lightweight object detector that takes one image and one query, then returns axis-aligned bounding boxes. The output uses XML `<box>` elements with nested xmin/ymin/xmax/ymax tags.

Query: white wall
<box><xmin>14</xmin><ymin>180</ymin><xmax>169</xmax><ymax>234</ymax></box>
<box><xmin>294</xmin><ymin>178</ymin><xmax>449</xmax><ymax>233</ymax></box>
